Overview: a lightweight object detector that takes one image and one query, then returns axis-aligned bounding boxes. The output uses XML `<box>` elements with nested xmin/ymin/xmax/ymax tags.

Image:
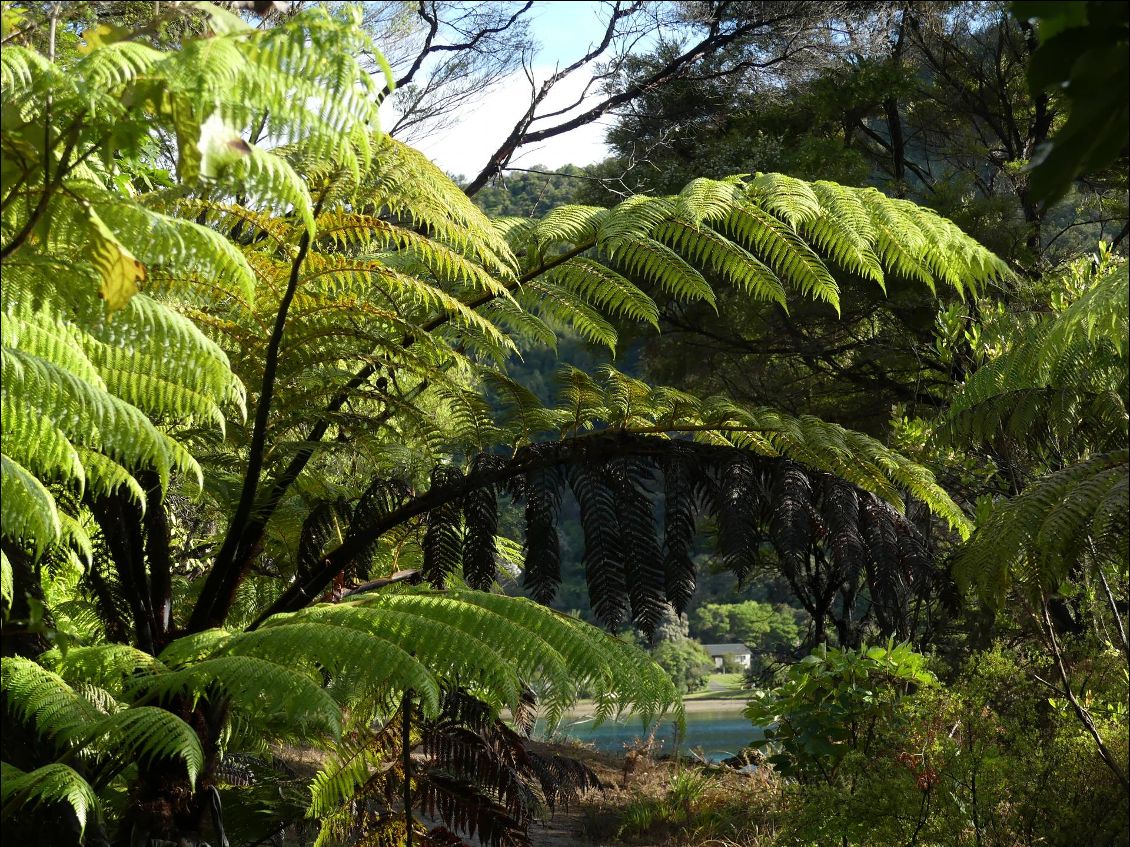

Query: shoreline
<box><xmin>560</xmin><ymin>696</ymin><xmax>748</xmax><ymax>720</ymax></box>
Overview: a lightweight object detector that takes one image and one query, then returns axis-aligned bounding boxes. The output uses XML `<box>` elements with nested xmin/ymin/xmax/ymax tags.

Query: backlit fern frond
<box><xmin>361</xmin><ymin>136</ymin><xmax>517</xmax><ymax>278</ymax></box>
<box><xmin>508</xmin><ymin>174</ymin><xmax>1006</xmax><ymax>353</ymax></box>
<box><xmin>138</xmin><ymin>656</ymin><xmax>342</xmax><ymax>740</ymax></box>
<box><xmin>1</xmin><ymin>763</ymin><xmax>99</xmax><ymax>839</ymax></box>
<box><xmin>943</xmin><ymin>263</ymin><xmax>1128</xmax><ymax>449</ymax></box>
<box><xmin>2</xmin><ymin>656</ymin><xmax>204</xmax><ymax>784</ymax></box>
<box><xmin>953</xmin><ymin>450</ymin><xmax>1129</xmax><ymax>606</ymax></box>
<box><xmin>2</xmin><ymin>6</ymin><xmax>391</xmax><ymax>559</ymax></box>
<box><xmin>42</xmin><ymin>644</ymin><xmax>165</xmax><ymax>691</ymax></box>
<box><xmin>160</xmin><ymin>587</ymin><xmax>678</xmax><ymax>729</ymax></box>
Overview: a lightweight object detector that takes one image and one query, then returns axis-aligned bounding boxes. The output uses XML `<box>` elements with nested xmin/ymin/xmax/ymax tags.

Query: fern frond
<box><xmin>516</xmin><ymin>281</ymin><xmax>619</xmax><ymax>351</ymax></box>
<box><xmin>0</xmin><ymin>763</ymin><xmax>99</xmax><ymax>837</ymax></box>
<box><xmin>568</xmin><ymin>462</ymin><xmax>630</xmax><ymax>631</ymax></box>
<box><xmin>1</xmin><ymin>657</ymin><xmax>104</xmax><ymax>744</ymax></box>
<box><xmin>943</xmin><ymin>263</ymin><xmax>1128</xmax><ymax>447</ymax></box>
<box><xmin>43</xmin><ymin>644</ymin><xmax>164</xmax><ymax>692</ymax></box>
<box><xmin>80</xmin><ymin>707</ymin><xmax>205</xmax><ymax>785</ymax></box>
<box><xmin>604</xmin><ymin>236</ymin><xmax>716</xmax><ymax>307</ymax></box>
<box><xmin>1</xmin><ymin>549</ymin><xmax>12</xmax><ymax>614</ymax></box>
<box><xmin>953</xmin><ymin>450</ymin><xmax>1129</xmax><ymax>606</ymax></box>
<box><xmin>138</xmin><ymin>657</ymin><xmax>341</xmax><ymax>739</ymax></box>
<box><xmin>747</xmin><ymin>172</ymin><xmax>822</xmax><ymax>229</ymax></box>
<box><xmin>542</xmin><ymin>258</ymin><xmax>659</xmax><ymax>328</ymax></box>
<box><xmin>722</xmin><ymin>200</ymin><xmax>840</xmax><ymax>312</ymax></box>
<box><xmin>0</xmin><ymin>454</ymin><xmax>62</xmax><ymax>552</ymax></box>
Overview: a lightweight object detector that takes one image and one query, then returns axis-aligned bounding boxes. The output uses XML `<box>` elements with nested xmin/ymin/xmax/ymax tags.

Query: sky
<box><xmin>380</xmin><ymin>2</ymin><xmax>646</xmax><ymax>177</ymax></box>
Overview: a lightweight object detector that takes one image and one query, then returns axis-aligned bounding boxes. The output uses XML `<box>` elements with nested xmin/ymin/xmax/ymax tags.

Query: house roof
<box><xmin>702</xmin><ymin>643</ymin><xmax>751</xmax><ymax>656</ymax></box>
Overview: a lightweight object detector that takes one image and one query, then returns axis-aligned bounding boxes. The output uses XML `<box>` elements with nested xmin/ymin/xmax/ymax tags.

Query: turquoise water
<box><xmin>536</xmin><ymin>707</ymin><xmax>763</xmax><ymax>763</ymax></box>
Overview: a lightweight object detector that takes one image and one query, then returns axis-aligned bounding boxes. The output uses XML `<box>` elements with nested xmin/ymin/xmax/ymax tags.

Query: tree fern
<box><xmin>2</xmin><ymin>4</ymin><xmax>387</xmax><ymax>560</ymax></box>
<box><xmin>1</xmin><ymin>8</ymin><xmax>1027</xmax><ymax>842</ymax></box>
<box><xmin>946</xmin><ymin>258</ymin><xmax>1128</xmax><ymax>610</ymax></box>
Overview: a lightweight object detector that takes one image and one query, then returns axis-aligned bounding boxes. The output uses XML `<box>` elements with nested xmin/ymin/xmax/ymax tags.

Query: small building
<box><xmin>703</xmin><ymin>643</ymin><xmax>752</xmax><ymax>670</ymax></box>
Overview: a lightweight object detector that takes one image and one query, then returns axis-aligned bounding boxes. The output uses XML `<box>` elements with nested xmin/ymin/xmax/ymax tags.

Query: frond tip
<box><xmin>0</xmin><ymin>763</ymin><xmax>99</xmax><ymax>838</ymax></box>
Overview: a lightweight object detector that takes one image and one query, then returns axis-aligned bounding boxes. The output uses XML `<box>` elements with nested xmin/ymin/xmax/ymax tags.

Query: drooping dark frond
<box><xmin>520</xmin><ymin>467</ymin><xmax>562</xmax><ymax>605</ymax></box>
<box><xmin>348</xmin><ymin>477</ymin><xmax>412</xmax><ymax>575</ymax></box>
<box><xmin>404</xmin><ymin>434</ymin><xmax>944</xmax><ymax>641</ymax></box>
<box><xmin>423</xmin><ymin>466</ymin><xmax>465</xmax><ymax>588</ymax></box>
<box><xmin>661</xmin><ymin>448</ymin><xmax>699</xmax><ymax>614</ymax></box>
<box><xmin>817</xmin><ymin>476</ymin><xmax>867</xmax><ymax>585</ymax></box>
<box><xmin>860</xmin><ymin>494</ymin><xmax>908</xmax><ymax>635</ymax></box>
<box><xmin>296</xmin><ymin>500</ymin><xmax>347</xmax><ymax>582</ymax></box>
<box><xmin>609</xmin><ymin>457</ymin><xmax>667</xmax><ymax>635</ymax></box>
<box><xmin>769</xmin><ymin>462</ymin><xmax>816</xmax><ymax>587</ymax></box>
<box><xmin>462</xmin><ymin>455</ymin><xmax>505</xmax><ymax>590</ymax></box>
<box><xmin>717</xmin><ymin>455</ymin><xmax>766</xmax><ymax>583</ymax></box>
<box><xmin>568</xmin><ymin>462</ymin><xmax>630</xmax><ymax>630</ymax></box>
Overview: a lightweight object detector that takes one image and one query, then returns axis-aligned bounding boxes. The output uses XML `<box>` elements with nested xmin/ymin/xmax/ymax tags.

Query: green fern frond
<box><xmin>1</xmin><ymin>657</ymin><xmax>106</xmax><ymax>744</ymax></box>
<box><xmin>411</xmin><ymin>590</ymin><xmax>681</xmax><ymax>726</ymax></box>
<box><xmin>433</xmin><ymin>387</ymin><xmax>508</xmax><ymax>451</ymax></box>
<box><xmin>652</xmin><ymin>218</ymin><xmax>787</xmax><ymax>305</ymax></box>
<box><xmin>542</xmin><ymin>258</ymin><xmax>660</xmax><ymax>328</ymax></box>
<box><xmin>1046</xmin><ymin>262</ymin><xmax>1129</xmax><ymax>355</ymax></box>
<box><xmin>604</xmin><ymin>236</ymin><xmax>716</xmax><ymax>307</ymax></box>
<box><xmin>0</xmin><ymin>454</ymin><xmax>62</xmax><ymax>552</ymax></box>
<box><xmin>1</xmin><ymin>348</ymin><xmax>202</xmax><ymax>489</ymax></box>
<box><xmin>480</xmin><ymin>297</ymin><xmax>559</xmax><ymax>351</ymax></box>
<box><xmin>42</xmin><ymin>645</ymin><xmax>164</xmax><ymax>693</ymax></box>
<box><xmin>362</xmin><ymin>136</ymin><xmax>517</xmax><ymax>278</ymax></box>
<box><xmin>747</xmin><ymin>172</ymin><xmax>822</xmax><ymax>229</ymax></box>
<box><xmin>804</xmin><ymin>182</ymin><xmax>884</xmax><ymax>284</ymax></box>
<box><xmin>138</xmin><ymin>656</ymin><xmax>341</xmax><ymax>739</ymax></box>
<box><xmin>482</xmin><ymin>372</ymin><xmax>570</xmax><ymax>442</ymax></box>
<box><xmin>943</xmin><ymin>263</ymin><xmax>1128</xmax><ymax>447</ymax></box>
<box><xmin>535</xmin><ymin>205</ymin><xmax>610</xmax><ymax>253</ymax></box>
<box><xmin>1</xmin><ymin>550</ymin><xmax>12</xmax><ymax>614</ymax></box>
<box><xmin>306</xmin><ymin>728</ymin><xmax>392</xmax><ymax>821</ymax></box>
<box><xmin>1</xmin><ymin>394</ymin><xmax>86</xmax><ymax>492</ymax></box>
<box><xmin>542</xmin><ymin>365</ymin><xmax>970</xmax><ymax>536</ymax></box>
<box><xmin>223</xmin><ymin>620</ymin><xmax>443</xmax><ymax>715</ymax></box>
<box><xmin>80</xmin><ymin>707</ymin><xmax>204</xmax><ymax>785</ymax></box>
<box><xmin>953</xmin><ymin>450</ymin><xmax>1129</xmax><ymax>606</ymax></box>
<box><xmin>73</xmin><ymin>40</ymin><xmax>164</xmax><ymax>89</ymax></box>
<box><xmin>300</xmin><ymin>603</ymin><xmax>525</xmax><ymax>710</ymax></box>
<box><xmin>1</xmin><ymin>762</ymin><xmax>99</xmax><ymax>837</ymax></box>
<box><xmin>673</xmin><ymin>176</ymin><xmax>743</xmax><ymax>224</ymax></box>
<box><xmin>722</xmin><ymin>201</ymin><xmax>841</xmax><ymax>312</ymax></box>
<box><xmin>516</xmin><ymin>281</ymin><xmax>619</xmax><ymax>352</ymax></box>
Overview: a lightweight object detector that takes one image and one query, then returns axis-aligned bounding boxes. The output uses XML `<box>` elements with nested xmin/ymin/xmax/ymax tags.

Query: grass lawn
<box><xmin>681</xmin><ymin>672</ymin><xmax>750</xmax><ymax>701</ymax></box>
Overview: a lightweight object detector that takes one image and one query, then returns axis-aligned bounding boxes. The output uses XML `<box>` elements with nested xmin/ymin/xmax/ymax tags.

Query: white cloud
<box><xmin>381</xmin><ymin>66</ymin><xmax>612</xmax><ymax>178</ymax></box>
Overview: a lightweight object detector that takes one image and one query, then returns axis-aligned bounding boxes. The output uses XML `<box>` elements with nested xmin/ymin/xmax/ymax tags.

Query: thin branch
<box><xmin>343</xmin><ymin>569</ymin><xmax>422</xmax><ymax>598</ymax></box>
<box><xmin>1040</xmin><ymin>597</ymin><xmax>1129</xmax><ymax>790</ymax></box>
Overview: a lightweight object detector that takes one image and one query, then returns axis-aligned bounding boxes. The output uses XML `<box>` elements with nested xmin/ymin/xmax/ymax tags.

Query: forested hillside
<box><xmin>1</xmin><ymin>3</ymin><xmax>1126</xmax><ymax>847</ymax></box>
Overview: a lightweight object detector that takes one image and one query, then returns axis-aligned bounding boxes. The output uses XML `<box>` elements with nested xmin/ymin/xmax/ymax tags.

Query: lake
<box><xmin>534</xmin><ymin>704</ymin><xmax>763</xmax><ymax>763</ymax></box>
